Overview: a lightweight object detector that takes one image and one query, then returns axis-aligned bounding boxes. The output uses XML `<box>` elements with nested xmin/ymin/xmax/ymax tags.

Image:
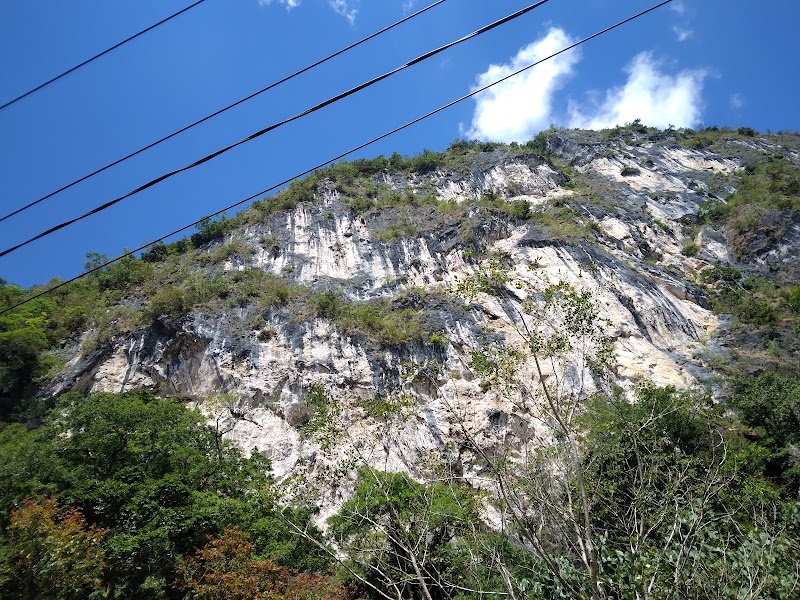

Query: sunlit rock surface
<box><xmin>50</xmin><ymin>131</ymin><xmax>799</xmax><ymax>506</ymax></box>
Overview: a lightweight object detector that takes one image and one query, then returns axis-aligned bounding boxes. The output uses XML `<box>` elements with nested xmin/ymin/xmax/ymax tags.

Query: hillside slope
<box><xmin>7</xmin><ymin>127</ymin><xmax>789</xmax><ymax>481</ymax></box>
<box><xmin>2</xmin><ymin>125</ymin><xmax>800</xmax><ymax>598</ymax></box>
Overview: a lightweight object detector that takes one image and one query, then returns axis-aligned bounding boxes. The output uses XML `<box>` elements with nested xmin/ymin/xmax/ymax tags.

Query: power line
<box><xmin>0</xmin><ymin>0</ymin><xmax>674</xmax><ymax>318</ymax></box>
<box><xmin>0</xmin><ymin>0</ymin><xmax>552</xmax><ymax>259</ymax></box>
<box><xmin>0</xmin><ymin>0</ymin><xmax>211</xmax><ymax>112</ymax></box>
<box><xmin>0</xmin><ymin>0</ymin><xmax>448</xmax><ymax>225</ymax></box>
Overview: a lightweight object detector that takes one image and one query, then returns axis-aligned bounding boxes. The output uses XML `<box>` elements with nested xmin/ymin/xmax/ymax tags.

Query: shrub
<box><xmin>229</xmin><ymin>269</ymin><xmax>294</xmax><ymax>308</ymax></box>
<box><xmin>461</xmin><ymin>247</ymin><xmax>478</xmax><ymax>263</ymax></box>
<box><xmin>259</xmin><ymin>236</ymin><xmax>281</xmax><ymax>258</ymax></box>
<box><xmin>681</xmin><ymin>241</ymin><xmax>699</xmax><ymax>256</ymax></box>
<box><xmin>736</xmin><ymin>296</ymin><xmax>777</xmax><ymax>326</ymax></box>
<box><xmin>147</xmin><ymin>286</ymin><xmax>188</xmax><ymax>319</ymax></box>
<box><xmin>702</xmin><ymin>263</ymin><xmax>742</xmax><ymax>283</ymax></box>
<box><xmin>428</xmin><ymin>331</ymin><xmax>448</xmax><ymax>348</ymax></box>
<box><xmin>311</xmin><ymin>291</ymin><xmax>342</xmax><ymax>320</ymax></box>
<box><xmin>309</xmin><ymin>292</ymin><xmax>427</xmax><ymax>346</ymax></box>
<box><xmin>530</xmin><ymin>205</ymin><xmax>591</xmax><ymax>243</ymax></box>
<box><xmin>620</xmin><ymin>166</ymin><xmax>641</xmax><ymax>177</ymax></box>
<box><xmin>406</xmin><ymin>149</ymin><xmax>443</xmax><ymax>174</ymax></box>
<box><xmin>687</xmin><ymin>135</ymin><xmax>713</xmax><ymax>148</ymax></box>
<box><xmin>652</xmin><ymin>217</ymin><xmax>668</xmax><ymax>229</ymax></box>
<box><xmin>141</xmin><ymin>241</ymin><xmax>170</xmax><ymax>263</ymax></box>
<box><xmin>344</xmin><ymin>196</ymin><xmax>376</xmax><ymax>215</ymax></box>
<box><xmin>350</xmin><ymin>156</ymin><xmax>389</xmax><ymax>176</ymax></box>
<box><xmin>373</xmin><ymin>218</ymin><xmax>417</xmax><ymax>241</ymax></box>
<box><xmin>372</xmin><ymin>308</ymin><xmax>425</xmax><ymax>346</ymax></box>
<box><xmin>388</xmin><ymin>152</ymin><xmax>405</xmax><ymax>171</ymax></box>
<box><xmin>96</xmin><ymin>254</ymin><xmax>152</xmax><ymax>291</ymax></box>
<box><xmin>171</xmin><ymin>238</ymin><xmax>193</xmax><ymax>254</ymax></box>
<box><xmin>786</xmin><ymin>287</ymin><xmax>800</xmax><ymax>313</ymax></box>
<box><xmin>283</xmin><ymin>177</ymin><xmax>318</xmax><ymax>204</ymax></box>
<box><xmin>473</xmin><ymin>193</ymin><xmax>531</xmax><ymax>221</ymax></box>
<box><xmin>191</xmin><ymin>214</ymin><xmax>231</xmax><ymax>247</ymax></box>
<box><xmin>328</xmin><ymin>161</ymin><xmax>360</xmax><ymax>186</ymax></box>
<box><xmin>202</xmin><ymin>241</ymin><xmax>253</xmax><ymax>264</ymax></box>
<box><xmin>508</xmin><ymin>199</ymin><xmax>531</xmax><ymax>220</ymax></box>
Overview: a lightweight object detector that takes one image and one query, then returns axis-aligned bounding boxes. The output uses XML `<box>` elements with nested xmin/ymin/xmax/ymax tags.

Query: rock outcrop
<box><xmin>45</xmin><ymin>130</ymin><xmax>800</xmax><ymax>505</ymax></box>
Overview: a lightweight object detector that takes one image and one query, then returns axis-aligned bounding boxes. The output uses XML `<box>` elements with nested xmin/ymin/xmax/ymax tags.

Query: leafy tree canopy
<box><xmin>0</xmin><ymin>391</ymin><xmax>329</xmax><ymax>598</ymax></box>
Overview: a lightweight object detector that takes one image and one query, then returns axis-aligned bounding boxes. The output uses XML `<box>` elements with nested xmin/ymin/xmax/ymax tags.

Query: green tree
<box><xmin>450</xmin><ymin>259</ymin><xmax>800</xmax><ymax>598</ymax></box>
<box><xmin>329</xmin><ymin>469</ymin><xmax>484</xmax><ymax>600</ymax></box>
<box><xmin>0</xmin><ymin>282</ymin><xmax>58</xmax><ymax>417</ymax></box>
<box><xmin>0</xmin><ymin>497</ymin><xmax>107</xmax><ymax>599</ymax></box>
<box><xmin>178</xmin><ymin>526</ymin><xmax>351</xmax><ymax>600</ymax></box>
<box><xmin>289</xmin><ymin>382</ymin><xmax>515</xmax><ymax>599</ymax></box>
<box><xmin>579</xmin><ymin>384</ymin><xmax>800</xmax><ymax>599</ymax></box>
<box><xmin>191</xmin><ymin>214</ymin><xmax>231</xmax><ymax>247</ymax></box>
<box><xmin>451</xmin><ymin>264</ymin><xmax>613</xmax><ymax>598</ymax></box>
<box><xmin>83</xmin><ymin>252</ymin><xmax>110</xmax><ymax>272</ymax></box>
<box><xmin>730</xmin><ymin>372</ymin><xmax>800</xmax><ymax>493</ymax></box>
<box><xmin>0</xmin><ymin>391</ymin><xmax>327</xmax><ymax>598</ymax></box>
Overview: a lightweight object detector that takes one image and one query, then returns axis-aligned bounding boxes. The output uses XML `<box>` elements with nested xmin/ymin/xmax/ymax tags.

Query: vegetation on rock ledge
<box><xmin>2</xmin><ymin>127</ymin><xmax>800</xmax><ymax>597</ymax></box>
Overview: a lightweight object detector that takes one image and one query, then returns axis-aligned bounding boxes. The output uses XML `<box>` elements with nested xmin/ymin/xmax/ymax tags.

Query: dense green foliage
<box><xmin>305</xmin><ymin>290</ymin><xmax>429</xmax><ymax>346</ymax></box>
<box><xmin>0</xmin><ymin>391</ymin><xmax>331</xmax><ymax>598</ymax></box>
<box><xmin>730</xmin><ymin>372</ymin><xmax>800</xmax><ymax>494</ymax></box>
<box><xmin>3</xmin><ymin>381</ymin><xmax>797</xmax><ymax>598</ymax></box>
<box><xmin>292</xmin><ymin>379</ymin><xmax>800</xmax><ymax>600</ymax></box>
<box><xmin>703</xmin><ymin>268</ymin><xmax>787</xmax><ymax>327</ymax></box>
<box><xmin>0</xmin><ymin>497</ymin><xmax>107</xmax><ymax>599</ymax></box>
<box><xmin>701</xmin><ymin>154</ymin><xmax>800</xmax><ymax>259</ymax></box>
<box><xmin>329</xmin><ymin>469</ymin><xmax>485</xmax><ymax>600</ymax></box>
<box><xmin>177</xmin><ymin>526</ymin><xmax>351</xmax><ymax>600</ymax></box>
<box><xmin>0</xmin><ymin>284</ymin><xmax>58</xmax><ymax>413</ymax></box>
<box><xmin>577</xmin><ymin>384</ymin><xmax>799</xmax><ymax>598</ymax></box>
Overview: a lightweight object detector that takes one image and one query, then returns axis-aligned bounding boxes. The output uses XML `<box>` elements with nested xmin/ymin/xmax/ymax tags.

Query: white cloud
<box><xmin>670</xmin><ymin>0</ymin><xmax>686</xmax><ymax>15</ymax></box>
<box><xmin>467</xmin><ymin>28</ymin><xmax>580</xmax><ymax>142</ymax></box>
<box><xmin>258</xmin><ymin>0</ymin><xmax>301</xmax><ymax>9</ymax></box>
<box><xmin>672</xmin><ymin>25</ymin><xmax>693</xmax><ymax>41</ymax></box>
<box><xmin>569</xmin><ymin>52</ymin><xmax>706</xmax><ymax>130</ymax></box>
<box><xmin>329</xmin><ymin>0</ymin><xmax>358</xmax><ymax>24</ymax></box>
<box><xmin>258</xmin><ymin>0</ymin><xmax>357</xmax><ymax>22</ymax></box>
<box><xmin>730</xmin><ymin>93</ymin><xmax>745</xmax><ymax>110</ymax></box>
<box><xmin>402</xmin><ymin>0</ymin><xmax>417</xmax><ymax>13</ymax></box>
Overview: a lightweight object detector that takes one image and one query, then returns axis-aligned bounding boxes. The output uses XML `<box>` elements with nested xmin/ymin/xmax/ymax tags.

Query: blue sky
<box><xmin>0</xmin><ymin>0</ymin><xmax>797</xmax><ymax>288</ymax></box>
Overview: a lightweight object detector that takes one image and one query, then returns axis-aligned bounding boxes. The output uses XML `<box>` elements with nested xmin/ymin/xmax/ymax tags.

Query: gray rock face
<box><xmin>46</xmin><ymin>132</ymin><xmax>797</xmax><ymax>503</ymax></box>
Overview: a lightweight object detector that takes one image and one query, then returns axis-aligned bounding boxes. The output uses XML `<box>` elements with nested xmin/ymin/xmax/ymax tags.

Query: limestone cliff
<box><xmin>45</xmin><ymin>128</ymin><xmax>800</xmax><ymax>503</ymax></box>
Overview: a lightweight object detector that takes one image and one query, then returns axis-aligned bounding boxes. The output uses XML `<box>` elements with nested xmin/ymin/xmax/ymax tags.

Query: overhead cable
<box><xmin>0</xmin><ymin>0</ymin><xmax>449</xmax><ymax>225</ymax></box>
<box><xmin>0</xmin><ymin>0</ymin><xmax>211</xmax><ymax>112</ymax></box>
<box><xmin>0</xmin><ymin>0</ymin><xmax>674</xmax><ymax>317</ymax></box>
<box><xmin>0</xmin><ymin>0</ymin><xmax>551</xmax><ymax>259</ymax></box>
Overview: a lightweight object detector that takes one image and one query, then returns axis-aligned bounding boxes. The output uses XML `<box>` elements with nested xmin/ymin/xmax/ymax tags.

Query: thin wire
<box><xmin>0</xmin><ymin>0</ymin><xmax>210</xmax><ymax>112</ymax></box>
<box><xmin>0</xmin><ymin>0</ymin><xmax>448</xmax><ymax>225</ymax></box>
<box><xmin>0</xmin><ymin>0</ymin><xmax>551</xmax><ymax>259</ymax></box>
<box><xmin>0</xmin><ymin>0</ymin><xmax>674</xmax><ymax>317</ymax></box>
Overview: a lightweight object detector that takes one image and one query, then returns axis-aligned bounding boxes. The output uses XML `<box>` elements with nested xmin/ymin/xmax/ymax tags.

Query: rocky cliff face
<box><xmin>46</xmin><ymin>129</ymin><xmax>800</xmax><ymax>503</ymax></box>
